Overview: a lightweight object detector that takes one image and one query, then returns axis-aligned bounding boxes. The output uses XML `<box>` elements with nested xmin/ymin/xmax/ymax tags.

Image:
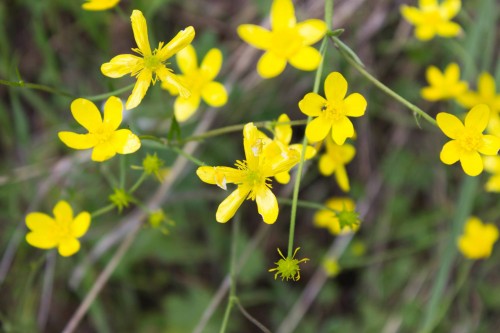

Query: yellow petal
<box><xmin>318</xmin><ymin>154</ymin><xmax>336</xmax><ymax>176</ymax></box>
<box><xmin>325</xmin><ymin>72</ymin><xmax>348</xmax><ymax>103</ymax></box>
<box><xmin>444</xmin><ymin>63</ymin><xmax>460</xmax><ymax>82</ymax></box>
<box><xmin>335</xmin><ymin>164</ymin><xmax>350</xmax><ymax>192</ymax></box>
<box><xmin>275</xmin><ymin>114</ymin><xmax>292</xmax><ymax>144</ymax></box>
<box><xmin>174</xmin><ymin>94</ymin><xmax>201</xmax><ymax>122</ymax></box>
<box><xmin>486</xmin><ymin>174</ymin><xmax>500</xmax><ymax>192</ymax></box>
<box><xmin>26</xmin><ymin>212</ymin><xmax>56</xmax><ymax>232</ymax></box>
<box><xmin>131</xmin><ymin>10</ymin><xmax>152</xmax><ymax>56</ymax></box>
<box><xmin>483</xmin><ymin>156</ymin><xmax>500</xmax><ymax>173</ymax></box>
<box><xmin>216</xmin><ymin>187</ymin><xmax>249</xmax><ymax>223</ymax></box>
<box><xmin>478</xmin><ymin>72</ymin><xmax>496</xmax><ymax>98</ymax></box>
<box><xmin>71</xmin><ymin>98</ymin><xmax>102</xmax><ymax>132</ymax></box>
<box><xmin>296</xmin><ymin>20</ymin><xmax>327</xmax><ymax>45</ymax></box>
<box><xmin>126</xmin><ymin>69</ymin><xmax>152</xmax><ymax>110</ymax></box>
<box><xmin>176</xmin><ymin>44</ymin><xmax>197</xmax><ymax>74</ymax></box>
<box><xmin>440</xmin><ymin>140</ymin><xmax>460</xmax><ymax>165</ymax></box>
<box><xmin>415</xmin><ymin>25</ymin><xmax>435</xmax><ymax>41</ymax></box>
<box><xmin>331</xmin><ymin>117</ymin><xmax>354</xmax><ymax>145</ymax></box>
<box><xmin>26</xmin><ymin>231</ymin><xmax>58</xmax><ymax>249</ymax></box>
<box><xmin>71</xmin><ymin>212</ymin><xmax>91</xmax><ymax>238</ymax></box>
<box><xmin>201</xmin><ymin>82</ymin><xmax>227</xmax><ymax>107</ymax></box>
<box><xmin>236</xmin><ymin>24</ymin><xmax>272</xmax><ymax>50</ymax></box>
<box><xmin>421</xmin><ymin>87</ymin><xmax>442</xmax><ymax>101</ymax></box>
<box><xmin>271</xmin><ymin>0</ymin><xmax>296</xmax><ymax>31</ymax></box>
<box><xmin>257</xmin><ymin>51</ymin><xmax>287</xmax><ymax>79</ymax></box>
<box><xmin>196</xmin><ymin>166</ymin><xmax>244</xmax><ymax>187</ymax></box>
<box><xmin>436</xmin><ymin>112</ymin><xmax>464</xmax><ymax>139</ymax></box>
<box><xmin>101</xmin><ymin>54</ymin><xmax>142</xmax><ymax>78</ymax></box>
<box><xmin>289</xmin><ymin>46</ymin><xmax>322</xmax><ymax>71</ymax></box>
<box><xmin>256</xmin><ymin>186</ymin><xmax>279</xmax><ymax>224</ymax></box>
<box><xmin>200</xmin><ymin>48</ymin><xmax>223</xmax><ymax>81</ymax></box>
<box><xmin>419</xmin><ymin>0</ymin><xmax>437</xmax><ymax>9</ymax></box>
<box><xmin>344</xmin><ymin>93</ymin><xmax>367</xmax><ymax>117</ymax></box>
<box><xmin>111</xmin><ymin>129</ymin><xmax>141</xmax><ymax>154</ymax></box>
<box><xmin>479</xmin><ymin>135</ymin><xmax>500</xmax><ymax>155</ymax></box>
<box><xmin>161</xmin><ymin>76</ymin><xmax>181</xmax><ymax>95</ymax></box>
<box><xmin>437</xmin><ymin>22</ymin><xmax>461</xmax><ymax>38</ymax></box>
<box><xmin>58</xmin><ymin>132</ymin><xmax>96</xmax><ymax>149</ymax></box>
<box><xmin>465</xmin><ymin>104</ymin><xmax>490</xmax><ymax>132</ymax></box>
<box><xmin>58</xmin><ymin>238</ymin><xmax>80</xmax><ymax>257</ymax></box>
<box><xmin>460</xmin><ymin>151</ymin><xmax>483</xmax><ymax>176</ymax></box>
<box><xmin>82</xmin><ymin>0</ymin><xmax>120</xmax><ymax>11</ymax></box>
<box><xmin>53</xmin><ymin>200</ymin><xmax>73</xmax><ymax>224</ymax></box>
<box><xmin>157</xmin><ymin>68</ymin><xmax>190</xmax><ymax>98</ymax></box>
<box><xmin>156</xmin><ymin>26</ymin><xmax>195</xmax><ymax>61</ymax></box>
<box><xmin>91</xmin><ymin>142</ymin><xmax>117</xmax><ymax>162</ymax></box>
<box><xmin>426</xmin><ymin>65</ymin><xmax>443</xmax><ymax>85</ymax></box>
<box><xmin>275</xmin><ymin>171</ymin><xmax>290</xmax><ymax>184</ymax></box>
<box><xmin>103</xmin><ymin>96</ymin><xmax>123</xmax><ymax>131</ymax></box>
<box><xmin>298</xmin><ymin>93</ymin><xmax>327</xmax><ymax>117</ymax></box>
<box><xmin>400</xmin><ymin>5</ymin><xmax>423</xmax><ymax>24</ymax></box>
<box><xmin>441</xmin><ymin>0</ymin><xmax>461</xmax><ymax>18</ymax></box>
<box><xmin>306</xmin><ymin>116</ymin><xmax>332</xmax><ymax>143</ymax></box>
<box><xmin>243</xmin><ymin>123</ymin><xmax>260</xmax><ymax>168</ymax></box>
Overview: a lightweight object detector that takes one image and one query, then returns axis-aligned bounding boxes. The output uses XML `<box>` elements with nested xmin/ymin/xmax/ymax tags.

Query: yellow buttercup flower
<box><xmin>458</xmin><ymin>217</ymin><xmax>498</xmax><ymax>259</ymax></box>
<box><xmin>421</xmin><ymin>63</ymin><xmax>467</xmax><ymax>101</ymax></box>
<box><xmin>436</xmin><ymin>104</ymin><xmax>500</xmax><ymax>176</ymax></box>
<box><xmin>400</xmin><ymin>0</ymin><xmax>461</xmax><ymax>41</ymax></box>
<box><xmin>82</xmin><ymin>0</ymin><xmax>120</xmax><ymax>11</ymax></box>
<box><xmin>196</xmin><ymin>123</ymin><xmax>300</xmax><ymax>224</ymax></box>
<box><xmin>25</xmin><ymin>200</ymin><xmax>91</xmax><ymax>257</ymax></box>
<box><xmin>483</xmin><ymin>156</ymin><xmax>500</xmax><ymax>192</ymax></box>
<box><xmin>299</xmin><ymin>72</ymin><xmax>367</xmax><ymax>145</ymax></box>
<box><xmin>271</xmin><ymin>114</ymin><xmax>316</xmax><ymax>184</ymax></box>
<box><xmin>314</xmin><ymin>197</ymin><xmax>360</xmax><ymax>235</ymax></box>
<box><xmin>162</xmin><ymin>44</ymin><xmax>227</xmax><ymax>122</ymax></box>
<box><xmin>318</xmin><ymin>137</ymin><xmax>355</xmax><ymax>192</ymax></box>
<box><xmin>58</xmin><ymin>97</ymin><xmax>141</xmax><ymax>162</ymax></box>
<box><xmin>101</xmin><ymin>10</ymin><xmax>195</xmax><ymax>110</ymax></box>
<box><xmin>237</xmin><ymin>0</ymin><xmax>326</xmax><ymax>78</ymax></box>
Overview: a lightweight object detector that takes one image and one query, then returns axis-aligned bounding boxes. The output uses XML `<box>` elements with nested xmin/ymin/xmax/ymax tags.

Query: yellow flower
<box><xmin>25</xmin><ymin>200</ymin><xmax>91</xmax><ymax>257</ymax></box>
<box><xmin>58</xmin><ymin>97</ymin><xmax>141</xmax><ymax>162</ymax></box>
<box><xmin>400</xmin><ymin>0</ymin><xmax>461</xmax><ymax>41</ymax></box>
<box><xmin>271</xmin><ymin>114</ymin><xmax>316</xmax><ymax>184</ymax></box>
<box><xmin>421</xmin><ymin>63</ymin><xmax>468</xmax><ymax>101</ymax></box>
<box><xmin>457</xmin><ymin>72</ymin><xmax>500</xmax><ymax>133</ymax></box>
<box><xmin>82</xmin><ymin>0</ymin><xmax>120</xmax><ymax>11</ymax></box>
<box><xmin>299</xmin><ymin>72</ymin><xmax>367</xmax><ymax>145</ymax></box>
<box><xmin>318</xmin><ymin>136</ymin><xmax>355</xmax><ymax>192</ymax></box>
<box><xmin>101</xmin><ymin>10</ymin><xmax>195</xmax><ymax>110</ymax></box>
<box><xmin>322</xmin><ymin>258</ymin><xmax>341</xmax><ymax>277</ymax></box>
<box><xmin>237</xmin><ymin>0</ymin><xmax>326</xmax><ymax>78</ymax></box>
<box><xmin>314</xmin><ymin>197</ymin><xmax>360</xmax><ymax>235</ymax></box>
<box><xmin>196</xmin><ymin>123</ymin><xmax>300</xmax><ymax>224</ymax></box>
<box><xmin>161</xmin><ymin>44</ymin><xmax>227</xmax><ymax>122</ymax></box>
<box><xmin>436</xmin><ymin>104</ymin><xmax>500</xmax><ymax>176</ymax></box>
<box><xmin>458</xmin><ymin>217</ymin><xmax>498</xmax><ymax>259</ymax></box>
<box><xmin>483</xmin><ymin>156</ymin><xmax>500</xmax><ymax>192</ymax></box>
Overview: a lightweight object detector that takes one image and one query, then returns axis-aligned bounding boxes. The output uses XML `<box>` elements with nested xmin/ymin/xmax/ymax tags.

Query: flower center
<box><xmin>270</xmin><ymin>28</ymin><xmax>303</xmax><ymax>58</ymax></box>
<box><xmin>323</xmin><ymin>102</ymin><xmax>345</xmax><ymax>122</ymax></box>
<box><xmin>236</xmin><ymin>160</ymin><xmax>270</xmax><ymax>200</ymax></box>
<box><xmin>54</xmin><ymin>221</ymin><xmax>72</xmax><ymax>240</ymax></box>
<box><xmin>422</xmin><ymin>7</ymin><xmax>445</xmax><ymax>27</ymax></box>
<box><xmin>458</xmin><ymin>129</ymin><xmax>482</xmax><ymax>152</ymax></box>
<box><xmin>144</xmin><ymin>54</ymin><xmax>162</xmax><ymax>72</ymax></box>
<box><xmin>184</xmin><ymin>70</ymin><xmax>207</xmax><ymax>93</ymax></box>
<box><xmin>94</xmin><ymin>126</ymin><xmax>113</xmax><ymax>144</ymax></box>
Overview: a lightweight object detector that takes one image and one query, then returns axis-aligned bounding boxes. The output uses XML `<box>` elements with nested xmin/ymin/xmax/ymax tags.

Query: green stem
<box><xmin>129</xmin><ymin>172</ymin><xmax>148</xmax><ymax>193</ymax></box>
<box><xmin>419</xmin><ymin>176</ymin><xmax>478</xmax><ymax>333</ymax></box>
<box><xmin>169</xmin><ymin>146</ymin><xmax>205</xmax><ymax>167</ymax></box>
<box><xmin>219</xmin><ymin>213</ymin><xmax>239</xmax><ymax>333</ymax></box>
<box><xmin>329</xmin><ymin>36</ymin><xmax>437</xmax><ymax>127</ymax></box>
<box><xmin>0</xmin><ymin>79</ymin><xmax>75</xmax><ymax>98</ymax></box>
<box><xmin>90</xmin><ymin>204</ymin><xmax>115</xmax><ymax>218</ymax></box>
<box><xmin>287</xmin><ymin>39</ymin><xmax>328</xmax><ymax>258</ymax></box>
<box><xmin>279</xmin><ymin>198</ymin><xmax>346</xmax><ymax>215</ymax></box>
<box><xmin>84</xmin><ymin>84</ymin><xmax>135</xmax><ymax>101</ymax></box>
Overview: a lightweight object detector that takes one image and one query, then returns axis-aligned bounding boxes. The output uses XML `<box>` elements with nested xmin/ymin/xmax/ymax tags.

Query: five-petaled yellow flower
<box><xmin>101</xmin><ymin>10</ymin><xmax>195</xmax><ymax>110</ymax></box>
<box><xmin>237</xmin><ymin>0</ymin><xmax>326</xmax><ymax>78</ymax></box>
<box><xmin>82</xmin><ymin>0</ymin><xmax>120</xmax><ymax>11</ymax></box>
<box><xmin>299</xmin><ymin>72</ymin><xmax>367</xmax><ymax>145</ymax></box>
<box><xmin>421</xmin><ymin>63</ymin><xmax>467</xmax><ymax>101</ymax></box>
<box><xmin>196</xmin><ymin>123</ymin><xmax>300</xmax><ymax>224</ymax></box>
<box><xmin>59</xmin><ymin>97</ymin><xmax>141</xmax><ymax>162</ymax></box>
<box><xmin>314</xmin><ymin>197</ymin><xmax>360</xmax><ymax>235</ymax></box>
<box><xmin>436</xmin><ymin>104</ymin><xmax>500</xmax><ymax>176</ymax></box>
<box><xmin>458</xmin><ymin>216</ymin><xmax>498</xmax><ymax>259</ymax></box>
<box><xmin>318</xmin><ymin>137</ymin><xmax>355</xmax><ymax>192</ymax></box>
<box><xmin>269</xmin><ymin>114</ymin><xmax>316</xmax><ymax>184</ymax></box>
<box><xmin>162</xmin><ymin>44</ymin><xmax>227</xmax><ymax>122</ymax></box>
<box><xmin>401</xmin><ymin>0</ymin><xmax>462</xmax><ymax>41</ymax></box>
<box><xmin>25</xmin><ymin>200</ymin><xmax>91</xmax><ymax>257</ymax></box>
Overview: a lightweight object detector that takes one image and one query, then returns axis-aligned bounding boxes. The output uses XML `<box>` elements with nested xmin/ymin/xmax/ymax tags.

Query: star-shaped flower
<box><xmin>58</xmin><ymin>97</ymin><xmax>141</xmax><ymax>162</ymax></box>
<box><xmin>237</xmin><ymin>0</ymin><xmax>327</xmax><ymax>78</ymax></box>
<box><xmin>458</xmin><ymin>216</ymin><xmax>498</xmax><ymax>259</ymax></box>
<box><xmin>421</xmin><ymin>63</ymin><xmax>468</xmax><ymax>101</ymax></box>
<box><xmin>101</xmin><ymin>10</ymin><xmax>195</xmax><ymax>110</ymax></box>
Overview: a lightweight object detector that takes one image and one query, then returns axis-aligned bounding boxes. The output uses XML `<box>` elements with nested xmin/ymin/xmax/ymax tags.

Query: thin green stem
<box><xmin>0</xmin><ymin>79</ymin><xmax>75</xmax><ymax>98</ymax></box>
<box><xmin>84</xmin><ymin>84</ymin><xmax>135</xmax><ymax>101</ymax></box>
<box><xmin>169</xmin><ymin>146</ymin><xmax>205</xmax><ymax>167</ymax></box>
<box><xmin>90</xmin><ymin>204</ymin><xmax>115</xmax><ymax>218</ymax></box>
<box><xmin>129</xmin><ymin>172</ymin><xmax>148</xmax><ymax>193</ymax></box>
<box><xmin>279</xmin><ymin>198</ymin><xmax>344</xmax><ymax>215</ymax></box>
<box><xmin>329</xmin><ymin>36</ymin><xmax>437</xmax><ymax>127</ymax></box>
<box><xmin>287</xmin><ymin>39</ymin><xmax>328</xmax><ymax>258</ymax></box>
<box><xmin>219</xmin><ymin>213</ymin><xmax>240</xmax><ymax>333</ymax></box>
